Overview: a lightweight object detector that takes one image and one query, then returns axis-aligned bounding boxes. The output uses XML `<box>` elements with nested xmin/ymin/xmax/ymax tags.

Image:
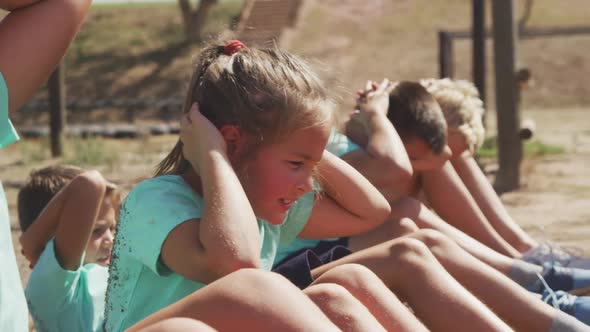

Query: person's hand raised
<box><xmin>355</xmin><ymin>78</ymin><xmax>397</xmax><ymax>116</ymax></box>
<box><xmin>180</xmin><ymin>103</ymin><xmax>227</xmax><ymax>173</ymax></box>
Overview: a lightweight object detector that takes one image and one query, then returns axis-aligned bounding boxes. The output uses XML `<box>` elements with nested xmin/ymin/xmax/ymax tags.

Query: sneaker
<box><xmin>542</xmin><ymin>289</ymin><xmax>590</xmax><ymax>326</ymax></box>
<box><xmin>522</xmin><ymin>242</ymin><xmax>590</xmax><ymax>269</ymax></box>
<box><xmin>550</xmin><ymin>264</ymin><xmax>590</xmax><ymax>292</ymax></box>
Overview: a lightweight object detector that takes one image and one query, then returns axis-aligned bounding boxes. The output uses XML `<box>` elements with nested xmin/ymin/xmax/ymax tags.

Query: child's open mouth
<box><xmin>279</xmin><ymin>198</ymin><xmax>294</xmax><ymax>211</ymax></box>
<box><xmin>97</xmin><ymin>251</ymin><xmax>111</xmax><ymax>265</ymax></box>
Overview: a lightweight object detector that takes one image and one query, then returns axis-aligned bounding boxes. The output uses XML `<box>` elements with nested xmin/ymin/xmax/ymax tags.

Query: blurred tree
<box><xmin>178</xmin><ymin>0</ymin><xmax>218</xmax><ymax>42</ymax></box>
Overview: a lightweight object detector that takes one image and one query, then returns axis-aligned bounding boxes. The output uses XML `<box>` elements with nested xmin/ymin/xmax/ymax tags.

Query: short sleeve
<box><xmin>25</xmin><ymin>239</ymin><xmax>83</xmax><ymax>310</ymax></box>
<box><xmin>326</xmin><ymin>129</ymin><xmax>360</xmax><ymax>157</ymax></box>
<box><xmin>117</xmin><ymin>176</ymin><xmax>202</xmax><ymax>276</ymax></box>
<box><xmin>279</xmin><ymin>192</ymin><xmax>315</xmax><ymax>245</ymax></box>
<box><xmin>0</xmin><ymin>72</ymin><xmax>19</xmax><ymax>149</ymax></box>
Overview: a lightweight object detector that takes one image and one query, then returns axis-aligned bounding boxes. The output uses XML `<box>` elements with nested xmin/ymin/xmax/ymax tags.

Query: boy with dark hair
<box><xmin>18</xmin><ymin>165</ymin><xmax>118</xmax><ymax>331</ymax></box>
<box><xmin>386</xmin><ymin>81</ymin><xmax>448</xmax><ymax>156</ymax></box>
<box><xmin>18</xmin><ymin>165</ymin><xmax>83</xmax><ymax>233</ymax></box>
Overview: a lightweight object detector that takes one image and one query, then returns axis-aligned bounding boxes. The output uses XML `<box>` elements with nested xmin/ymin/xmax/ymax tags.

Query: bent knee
<box><xmin>318</xmin><ymin>264</ymin><xmax>380</xmax><ymax>289</ymax></box>
<box><xmin>223</xmin><ymin>269</ymin><xmax>294</xmax><ymax>293</ymax></box>
<box><xmin>398</xmin><ymin>217</ymin><xmax>419</xmax><ymax>234</ymax></box>
<box><xmin>411</xmin><ymin>229</ymin><xmax>454</xmax><ymax>247</ymax></box>
<box><xmin>388</xmin><ymin>237</ymin><xmax>434</xmax><ymax>269</ymax></box>
<box><xmin>305</xmin><ymin>283</ymin><xmax>356</xmax><ymax>306</ymax></box>
<box><xmin>140</xmin><ymin>318</ymin><xmax>216</xmax><ymax>332</ymax></box>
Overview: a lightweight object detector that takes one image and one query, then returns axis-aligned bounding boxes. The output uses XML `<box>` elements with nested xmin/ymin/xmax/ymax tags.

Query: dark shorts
<box><xmin>272</xmin><ymin>238</ymin><xmax>351</xmax><ymax>289</ymax></box>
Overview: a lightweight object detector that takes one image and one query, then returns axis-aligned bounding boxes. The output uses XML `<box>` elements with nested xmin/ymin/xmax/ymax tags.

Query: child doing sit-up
<box><xmin>18</xmin><ymin>165</ymin><xmax>118</xmax><ymax>332</ymax></box>
<box><xmin>103</xmin><ymin>40</ymin><xmax>429</xmax><ymax>332</ymax></box>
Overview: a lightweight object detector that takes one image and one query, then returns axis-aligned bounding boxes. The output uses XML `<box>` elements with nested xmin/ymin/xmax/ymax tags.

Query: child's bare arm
<box><xmin>299</xmin><ymin>150</ymin><xmax>391</xmax><ymax>239</ymax></box>
<box><xmin>0</xmin><ymin>0</ymin><xmax>92</xmax><ymax>113</ymax></box>
<box><xmin>343</xmin><ymin>80</ymin><xmax>413</xmax><ymax>201</ymax></box>
<box><xmin>0</xmin><ymin>0</ymin><xmax>41</xmax><ymax>11</ymax></box>
<box><xmin>19</xmin><ymin>184</ymin><xmax>66</xmax><ymax>266</ymax></box>
<box><xmin>53</xmin><ymin>171</ymin><xmax>107</xmax><ymax>270</ymax></box>
<box><xmin>161</xmin><ymin>105</ymin><xmax>261</xmax><ymax>284</ymax></box>
<box><xmin>21</xmin><ymin>171</ymin><xmax>107</xmax><ymax>270</ymax></box>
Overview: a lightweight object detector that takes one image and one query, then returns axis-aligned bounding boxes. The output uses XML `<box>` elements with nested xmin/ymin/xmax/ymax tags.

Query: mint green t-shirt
<box><xmin>104</xmin><ymin>175</ymin><xmax>313</xmax><ymax>331</ymax></box>
<box><xmin>274</xmin><ymin>129</ymin><xmax>361</xmax><ymax>265</ymax></box>
<box><xmin>0</xmin><ymin>72</ymin><xmax>19</xmax><ymax>148</ymax></box>
<box><xmin>0</xmin><ymin>73</ymin><xmax>27</xmax><ymax>332</ymax></box>
<box><xmin>25</xmin><ymin>239</ymin><xmax>108</xmax><ymax>332</ymax></box>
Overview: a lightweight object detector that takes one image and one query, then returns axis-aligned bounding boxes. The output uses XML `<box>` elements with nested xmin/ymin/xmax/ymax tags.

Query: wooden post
<box><xmin>439</xmin><ymin>31</ymin><xmax>454</xmax><ymax>78</ymax></box>
<box><xmin>48</xmin><ymin>62</ymin><xmax>66</xmax><ymax>157</ymax></box>
<box><xmin>472</xmin><ymin>0</ymin><xmax>486</xmax><ymax>107</ymax></box>
<box><xmin>491</xmin><ymin>0</ymin><xmax>521</xmax><ymax>193</ymax></box>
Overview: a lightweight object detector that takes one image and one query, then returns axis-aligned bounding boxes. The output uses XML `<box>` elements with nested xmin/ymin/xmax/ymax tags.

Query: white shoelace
<box><xmin>538</xmin><ymin>272</ymin><xmax>578</xmax><ymax>310</ymax></box>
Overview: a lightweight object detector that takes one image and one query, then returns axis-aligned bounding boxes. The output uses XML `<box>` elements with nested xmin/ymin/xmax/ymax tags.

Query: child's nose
<box><xmin>296</xmin><ymin>176</ymin><xmax>314</xmax><ymax>194</ymax></box>
<box><xmin>103</xmin><ymin>229</ymin><xmax>114</xmax><ymax>244</ymax></box>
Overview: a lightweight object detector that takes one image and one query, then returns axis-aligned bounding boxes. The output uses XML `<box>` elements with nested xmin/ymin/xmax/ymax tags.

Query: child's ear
<box><xmin>219</xmin><ymin>125</ymin><xmax>244</xmax><ymax>158</ymax></box>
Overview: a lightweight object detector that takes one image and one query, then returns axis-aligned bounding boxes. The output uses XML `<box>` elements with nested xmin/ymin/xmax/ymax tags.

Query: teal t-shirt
<box><xmin>0</xmin><ymin>72</ymin><xmax>19</xmax><ymax>148</ymax></box>
<box><xmin>25</xmin><ymin>239</ymin><xmax>108</xmax><ymax>332</ymax></box>
<box><xmin>104</xmin><ymin>175</ymin><xmax>313</xmax><ymax>331</ymax></box>
<box><xmin>0</xmin><ymin>73</ymin><xmax>27</xmax><ymax>332</ymax></box>
<box><xmin>274</xmin><ymin>129</ymin><xmax>361</xmax><ymax>265</ymax></box>
<box><xmin>0</xmin><ymin>182</ymin><xmax>28</xmax><ymax>332</ymax></box>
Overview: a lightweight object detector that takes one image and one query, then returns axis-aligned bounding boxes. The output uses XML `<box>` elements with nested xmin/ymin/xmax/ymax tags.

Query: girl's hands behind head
<box><xmin>180</xmin><ymin>103</ymin><xmax>227</xmax><ymax>173</ymax></box>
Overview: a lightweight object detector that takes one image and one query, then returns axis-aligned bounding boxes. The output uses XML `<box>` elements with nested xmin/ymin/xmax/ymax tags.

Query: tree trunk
<box><xmin>492</xmin><ymin>0</ymin><xmax>522</xmax><ymax>193</ymax></box>
<box><xmin>178</xmin><ymin>0</ymin><xmax>218</xmax><ymax>42</ymax></box>
<box><xmin>48</xmin><ymin>62</ymin><xmax>66</xmax><ymax>157</ymax></box>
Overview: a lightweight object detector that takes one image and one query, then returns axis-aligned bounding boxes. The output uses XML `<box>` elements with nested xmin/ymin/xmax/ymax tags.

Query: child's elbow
<box><xmin>376</xmin><ymin>200</ymin><xmax>392</xmax><ymax>224</ymax></box>
<box><xmin>211</xmin><ymin>253</ymin><xmax>261</xmax><ymax>278</ymax></box>
<box><xmin>379</xmin><ymin>155</ymin><xmax>413</xmax><ymax>183</ymax></box>
<box><xmin>73</xmin><ymin>171</ymin><xmax>107</xmax><ymax>194</ymax></box>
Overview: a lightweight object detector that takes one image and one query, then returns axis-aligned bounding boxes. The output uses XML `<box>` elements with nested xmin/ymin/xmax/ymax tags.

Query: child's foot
<box><xmin>542</xmin><ymin>289</ymin><xmax>590</xmax><ymax>326</ymax></box>
<box><xmin>528</xmin><ymin>265</ymin><xmax>590</xmax><ymax>293</ymax></box>
<box><xmin>523</xmin><ymin>242</ymin><xmax>590</xmax><ymax>269</ymax></box>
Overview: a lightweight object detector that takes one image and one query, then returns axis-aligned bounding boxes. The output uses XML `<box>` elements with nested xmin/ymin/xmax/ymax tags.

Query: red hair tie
<box><xmin>224</xmin><ymin>40</ymin><xmax>246</xmax><ymax>56</ymax></box>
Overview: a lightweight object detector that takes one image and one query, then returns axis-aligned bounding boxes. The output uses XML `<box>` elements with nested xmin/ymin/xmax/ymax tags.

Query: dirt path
<box><xmin>487</xmin><ymin>108</ymin><xmax>590</xmax><ymax>253</ymax></box>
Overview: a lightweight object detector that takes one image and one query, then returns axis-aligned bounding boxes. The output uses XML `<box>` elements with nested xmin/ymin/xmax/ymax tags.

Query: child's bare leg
<box><xmin>348</xmin><ymin>217</ymin><xmax>419</xmax><ymax>251</ymax></box>
<box><xmin>421</xmin><ymin>162</ymin><xmax>521</xmax><ymax>257</ymax></box>
<box><xmin>137</xmin><ymin>318</ymin><xmax>216</xmax><ymax>332</ymax></box>
<box><xmin>385</xmin><ymin>196</ymin><xmax>522</xmax><ymax>269</ymax></box>
<box><xmin>303</xmin><ymin>283</ymin><xmax>386</xmax><ymax>332</ymax></box>
<box><xmin>451</xmin><ymin>152</ymin><xmax>537</xmax><ymax>252</ymax></box>
<box><xmin>127</xmin><ymin>269</ymin><xmax>339</xmax><ymax>332</ymax></box>
<box><xmin>406</xmin><ymin>229</ymin><xmax>565</xmax><ymax>331</ymax></box>
<box><xmin>312</xmin><ymin>238</ymin><xmax>512</xmax><ymax>332</ymax></box>
<box><xmin>310</xmin><ymin>264</ymin><xmax>428</xmax><ymax>332</ymax></box>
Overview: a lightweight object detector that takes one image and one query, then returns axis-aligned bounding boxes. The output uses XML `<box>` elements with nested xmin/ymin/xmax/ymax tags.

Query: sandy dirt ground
<box><xmin>489</xmin><ymin>108</ymin><xmax>590</xmax><ymax>253</ymax></box>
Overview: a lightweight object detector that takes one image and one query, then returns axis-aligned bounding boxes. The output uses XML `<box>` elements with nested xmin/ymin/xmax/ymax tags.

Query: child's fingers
<box><xmin>377</xmin><ymin>78</ymin><xmax>390</xmax><ymax>93</ymax></box>
<box><xmin>187</xmin><ymin>102</ymin><xmax>202</xmax><ymax>124</ymax></box>
<box><xmin>386</xmin><ymin>81</ymin><xmax>398</xmax><ymax>94</ymax></box>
